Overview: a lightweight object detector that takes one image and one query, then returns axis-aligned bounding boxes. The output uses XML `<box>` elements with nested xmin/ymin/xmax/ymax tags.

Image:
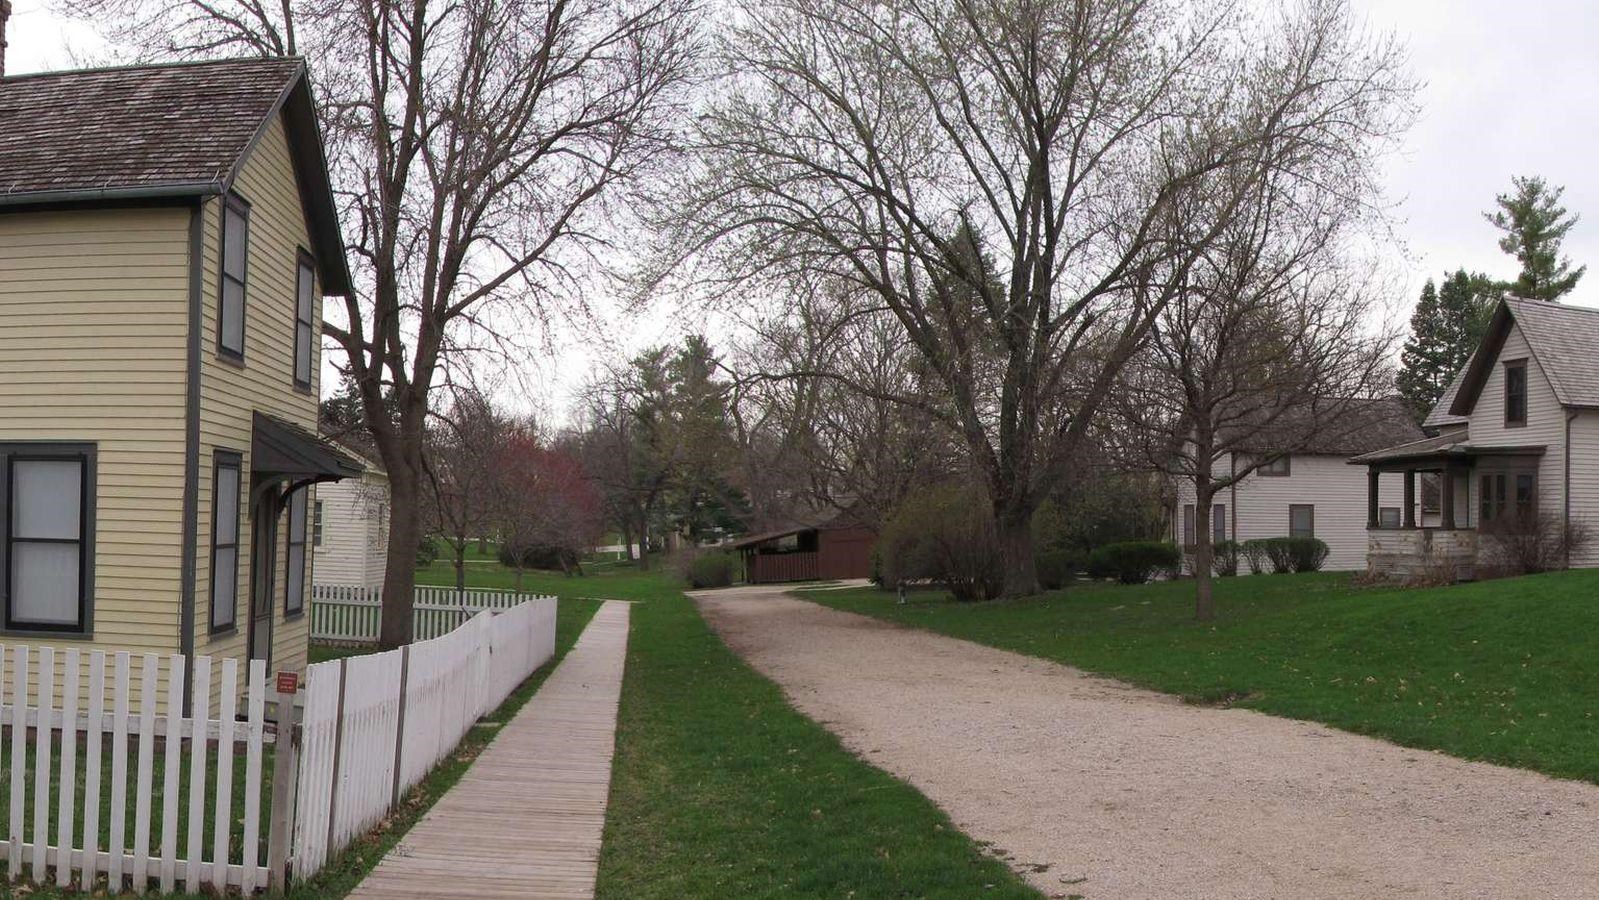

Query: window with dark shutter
<box><xmin>294</xmin><ymin>251</ymin><xmax>315</xmax><ymax>389</ymax></box>
<box><xmin>286</xmin><ymin>489</ymin><xmax>307</xmax><ymax>615</ymax></box>
<box><xmin>218</xmin><ymin>197</ymin><xmax>250</xmax><ymax>360</ymax></box>
<box><xmin>210</xmin><ymin>453</ymin><xmax>242</xmax><ymax>631</ymax></box>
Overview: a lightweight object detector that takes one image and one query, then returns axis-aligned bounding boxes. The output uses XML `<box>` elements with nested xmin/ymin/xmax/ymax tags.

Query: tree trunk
<box><xmin>997</xmin><ymin>514</ymin><xmax>1038</xmax><ymax>598</ymax></box>
<box><xmin>1194</xmin><ymin>487</ymin><xmax>1216</xmax><ymax>622</ymax></box>
<box><xmin>620</xmin><ymin>521</ymin><xmax>635</xmax><ymax>562</ymax></box>
<box><xmin>476</xmin><ymin>535</ymin><xmax>487</xmax><ymax>554</ymax></box>
<box><xmin>453</xmin><ymin>546</ymin><xmax>467</xmax><ymax>599</ymax></box>
<box><xmin>378</xmin><ymin>470</ymin><xmax>421</xmax><ymax>650</ymax></box>
<box><xmin>515</xmin><ymin>566</ymin><xmax>525</xmax><ymax>594</ymax></box>
<box><xmin>636</xmin><ymin>511</ymin><xmax>651</xmax><ymax>570</ymax></box>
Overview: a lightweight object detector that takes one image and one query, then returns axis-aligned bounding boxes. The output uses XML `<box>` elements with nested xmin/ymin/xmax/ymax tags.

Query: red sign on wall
<box><xmin>275</xmin><ymin>671</ymin><xmax>299</xmax><ymax>695</ymax></box>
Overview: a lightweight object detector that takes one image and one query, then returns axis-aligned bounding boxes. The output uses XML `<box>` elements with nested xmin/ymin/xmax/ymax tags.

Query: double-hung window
<box><xmin>286</xmin><ymin>489</ymin><xmax>308</xmax><ymax>616</ymax></box>
<box><xmin>5</xmin><ymin>446</ymin><xmax>94</xmax><ymax>633</ymax></box>
<box><xmin>313</xmin><ymin>500</ymin><xmax>324</xmax><ymax>547</ymax></box>
<box><xmin>1289</xmin><ymin>504</ymin><xmax>1315</xmax><ymax>539</ymax></box>
<box><xmin>1504</xmin><ymin>360</ymin><xmax>1527</xmax><ymax>426</ymax></box>
<box><xmin>218</xmin><ymin>196</ymin><xmax>250</xmax><ymax>360</ymax></box>
<box><xmin>294</xmin><ymin>251</ymin><xmax>315</xmax><ymax>390</ymax></box>
<box><xmin>210</xmin><ymin>452</ymin><xmax>242</xmax><ymax>631</ymax></box>
<box><xmin>1212</xmin><ymin>504</ymin><xmax>1226</xmax><ymax>543</ymax></box>
<box><xmin>1182</xmin><ymin>504</ymin><xmax>1196</xmax><ymax>546</ymax></box>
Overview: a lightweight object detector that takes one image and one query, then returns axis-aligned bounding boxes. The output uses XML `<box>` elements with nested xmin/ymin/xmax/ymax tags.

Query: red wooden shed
<box><xmin>729</xmin><ymin>515</ymin><xmax>876</xmax><ymax>584</ymax></box>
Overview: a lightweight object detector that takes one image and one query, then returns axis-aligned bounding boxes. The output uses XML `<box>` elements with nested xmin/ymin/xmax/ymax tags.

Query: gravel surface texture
<box><xmin>695</xmin><ymin>587</ymin><xmax>1599</xmax><ymax>900</ymax></box>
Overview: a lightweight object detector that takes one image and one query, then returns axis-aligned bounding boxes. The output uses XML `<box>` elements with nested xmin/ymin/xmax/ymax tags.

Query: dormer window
<box><xmin>218</xmin><ymin>196</ymin><xmax>250</xmax><ymax>361</ymax></box>
<box><xmin>1504</xmin><ymin>359</ymin><xmax>1527</xmax><ymax>426</ymax></box>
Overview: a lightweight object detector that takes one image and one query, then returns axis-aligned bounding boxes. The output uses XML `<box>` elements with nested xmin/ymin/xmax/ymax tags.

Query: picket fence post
<box><xmin>268</xmin><ymin>689</ymin><xmax>302</xmax><ymax>891</ymax></box>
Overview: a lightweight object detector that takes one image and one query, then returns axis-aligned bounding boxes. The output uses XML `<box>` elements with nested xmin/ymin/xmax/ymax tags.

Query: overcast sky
<box><xmin>8</xmin><ymin>0</ymin><xmax>1599</xmax><ymax>413</ymax></box>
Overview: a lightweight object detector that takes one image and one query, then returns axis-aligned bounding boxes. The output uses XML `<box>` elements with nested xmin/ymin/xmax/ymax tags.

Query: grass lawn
<box><xmin>593</xmin><ymin>572</ymin><xmax>1037</xmax><ymax>899</ymax></box>
<box><xmin>801</xmin><ymin>570</ymin><xmax>1599</xmax><ymax>785</ymax></box>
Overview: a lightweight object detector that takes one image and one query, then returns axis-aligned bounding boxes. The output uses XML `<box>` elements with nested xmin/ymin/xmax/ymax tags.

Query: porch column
<box><xmin>1441</xmin><ymin>467</ymin><xmax>1456</xmax><ymax>529</ymax></box>
<box><xmin>1367</xmin><ymin>469</ymin><xmax>1380</xmax><ymax>529</ymax></box>
<box><xmin>1402</xmin><ymin>470</ymin><xmax>1416</xmax><ymax>528</ymax></box>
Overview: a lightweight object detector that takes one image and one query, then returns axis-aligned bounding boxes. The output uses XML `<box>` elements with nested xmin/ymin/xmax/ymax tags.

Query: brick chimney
<box><xmin>0</xmin><ymin>0</ymin><xmax>11</xmax><ymax>79</ymax></box>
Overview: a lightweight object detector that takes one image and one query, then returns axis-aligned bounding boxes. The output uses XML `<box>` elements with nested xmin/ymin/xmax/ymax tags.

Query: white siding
<box><xmin>311</xmin><ymin>471</ymin><xmax>388</xmax><ymax>593</ymax></box>
<box><xmin>1457</xmin><ymin>322</ymin><xmax>1566</xmax><ymax>521</ymax></box>
<box><xmin>1564</xmin><ymin>410</ymin><xmax>1599</xmax><ymax>567</ymax></box>
<box><xmin>1172</xmin><ymin>453</ymin><xmax>1407</xmax><ymax>572</ymax></box>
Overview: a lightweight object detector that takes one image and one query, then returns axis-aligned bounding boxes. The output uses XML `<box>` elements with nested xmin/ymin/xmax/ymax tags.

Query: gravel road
<box><xmin>695</xmin><ymin>587</ymin><xmax>1599</xmax><ymax>900</ymax></box>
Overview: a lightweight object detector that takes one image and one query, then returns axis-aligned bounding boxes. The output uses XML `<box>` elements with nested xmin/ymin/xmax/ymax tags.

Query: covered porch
<box><xmin>1351</xmin><ymin>434</ymin><xmax>1545</xmax><ymax>581</ymax></box>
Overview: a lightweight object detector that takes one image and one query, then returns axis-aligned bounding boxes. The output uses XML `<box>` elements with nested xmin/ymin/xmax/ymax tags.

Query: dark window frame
<box><xmin>293</xmin><ymin>247</ymin><xmax>316</xmax><ymax>392</ymax></box>
<box><xmin>1181</xmin><ymin>504</ymin><xmax>1196</xmax><ymax>547</ymax></box>
<box><xmin>2</xmin><ymin>444</ymin><xmax>96</xmax><ymax>637</ymax></box>
<box><xmin>1211</xmin><ymin>503</ymin><xmax>1226</xmax><ymax>543</ymax></box>
<box><xmin>210</xmin><ymin>450</ymin><xmax>244</xmax><ymax>633</ymax></box>
<box><xmin>216</xmin><ymin>194</ymin><xmax>252</xmax><ymax>364</ymax></box>
<box><xmin>1504</xmin><ymin>359</ymin><xmax>1528</xmax><ymax>427</ymax></box>
<box><xmin>1289</xmin><ymin>504</ymin><xmax>1315</xmax><ymax>539</ymax></box>
<box><xmin>313</xmin><ymin>499</ymin><xmax>324</xmax><ymax>548</ymax></box>
<box><xmin>1256</xmin><ymin>454</ymin><xmax>1291</xmax><ymax>477</ymax></box>
<box><xmin>1515</xmin><ymin>472</ymin><xmax>1536</xmax><ymax>519</ymax></box>
<box><xmin>285</xmin><ymin>487</ymin><xmax>308</xmax><ymax>617</ymax></box>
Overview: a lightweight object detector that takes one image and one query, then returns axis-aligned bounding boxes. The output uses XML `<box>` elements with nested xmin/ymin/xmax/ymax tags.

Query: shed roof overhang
<box><xmin>253</xmin><ymin>412</ymin><xmax>364</xmax><ymax>483</ymax></box>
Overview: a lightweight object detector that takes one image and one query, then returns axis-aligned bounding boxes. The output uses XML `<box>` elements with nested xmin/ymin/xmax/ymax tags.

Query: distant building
<box><xmin>729</xmin><ymin>511</ymin><xmax>876</xmax><ymax>583</ymax></box>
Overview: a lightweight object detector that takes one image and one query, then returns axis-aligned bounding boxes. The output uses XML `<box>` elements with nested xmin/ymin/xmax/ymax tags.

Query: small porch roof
<box><xmin>1349</xmin><ymin>434</ymin><xmax>1545</xmax><ymax>469</ymax></box>
<box><xmin>253</xmin><ymin>412</ymin><xmax>364</xmax><ymax>483</ymax></box>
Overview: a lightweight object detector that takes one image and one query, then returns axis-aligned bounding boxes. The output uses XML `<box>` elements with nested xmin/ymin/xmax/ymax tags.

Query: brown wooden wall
<box><xmin>818</xmin><ymin>526</ymin><xmax>874</xmax><ymax>579</ymax></box>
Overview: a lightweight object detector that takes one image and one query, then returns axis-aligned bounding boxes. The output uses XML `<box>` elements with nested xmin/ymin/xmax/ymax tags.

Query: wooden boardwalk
<box><xmin>349</xmin><ymin>600</ymin><xmax>632</xmax><ymax>899</ymax></box>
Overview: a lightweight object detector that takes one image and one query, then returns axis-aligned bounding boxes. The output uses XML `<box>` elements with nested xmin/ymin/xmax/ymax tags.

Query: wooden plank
<box><xmin>108</xmin><ymin>651</ymin><xmax>130</xmax><ymax>893</ymax></box>
<box><xmin>57</xmin><ymin>648</ymin><xmax>80</xmax><ymax>888</ymax></box>
<box><xmin>32</xmin><ymin>646</ymin><xmax>54</xmax><ymax>881</ymax></box>
<box><xmin>83</xmin><ymin>652</ymin><xmax>105</xmax><ymax>891</ymax></box>
<box><xmin>132</xmin><ymin>653</ymin><xmax>157</xmax><ymax>892</ymax></box>
<box><xmin>241</xmin><ymin>660</ymin><xmax>265</xmax><ymax>893</ymax></box>
<box><xmin>8</xmin><ymin>644</ymin><xmax>24</xmax><ymax>879</ymax></box>
<box><xmin>211</xmin><ymin>658</ymin><xmax>237</xmax><ymax>889</ymax></box>
<box><xmin>185</xmin><ymin>655</ymin><xmax>211</xmax><ymax>889</ymax></box>
<box><xmin>159</xmin><ymin>654</ymin><xmax>184</xmax><ymax>892</ymax></box>
<box><xmin>348</xmin><ymin>601</ymin><xmax>629</xmax><ymax>899</ymax></box>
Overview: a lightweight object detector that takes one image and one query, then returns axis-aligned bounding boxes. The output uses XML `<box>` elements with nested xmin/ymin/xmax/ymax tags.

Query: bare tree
<box><xmin>59</xmin><ymin>0</ymin><xmax>701</xmax><ymax>646</ymax></box>
<box><xmin>424</xmin><ymin>387</ymin><xmax>510</xmax><ymax>597</ymax></box>
<box><xmin>659</xmin><ymin>0</ymin><xmax>1413</xmax><ymax>595</ymax></box>
<box><xmin>1118</xmin><ymin>165</ymin><xmax>1399</xmax><ymax>621</ymax></box>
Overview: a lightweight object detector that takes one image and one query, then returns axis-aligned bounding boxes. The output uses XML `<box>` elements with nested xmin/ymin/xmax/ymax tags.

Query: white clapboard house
<box><xmin>1171</xmin><ymin>399</ymin><xmax>1424</xmax><ymax>571</ymax></box>
<box><xmin>309</xmin><ymin>446</ymin><xmax>389</xmax><ymax>594</ymax></box>
<box><xmin>1353</xmin><ymin>298</ymin><xmax>1599</xmax><ymax>578</ymax></box>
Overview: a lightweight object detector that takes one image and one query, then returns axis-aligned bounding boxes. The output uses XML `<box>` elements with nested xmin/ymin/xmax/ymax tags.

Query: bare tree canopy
<box><xmin>58</xmin><ymin>0</ymin><xmax>702</xmax><ymax>645</ymax></box>
<box><xmin>660</xmin><ymin>0</ymin><xmax>1414</xmax><ymax>595</ymax></box>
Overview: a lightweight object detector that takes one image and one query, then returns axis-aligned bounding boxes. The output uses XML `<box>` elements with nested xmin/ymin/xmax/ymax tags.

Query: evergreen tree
<box><xmin>1486</xmin><ymin>175</ymin><xmax>1586</xmax><ymax>301</ymax></box>
<box><xmin>1396</xmin><ymin>271</ymin><xmax>1498</xmax><ymax>421</ymax></box>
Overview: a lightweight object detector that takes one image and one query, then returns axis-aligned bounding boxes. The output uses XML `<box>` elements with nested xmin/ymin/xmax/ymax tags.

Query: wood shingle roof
<box><xmin>0</xmin><ymin>56</ymin><xmax>350</xmax><ymax>294</ymax></box>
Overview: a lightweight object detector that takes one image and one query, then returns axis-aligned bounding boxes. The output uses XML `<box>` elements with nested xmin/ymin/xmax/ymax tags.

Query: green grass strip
<box><xmin>595</xmin><ymin>586</ymin><xmax>1038</xmax><ymax>899</ymax></box>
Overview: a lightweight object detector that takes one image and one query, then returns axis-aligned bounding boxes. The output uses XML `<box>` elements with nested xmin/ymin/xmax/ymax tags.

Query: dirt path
<box><xmin>695</xmin><ymin>588</ymin><xmax>1599</xmax><ymax>900</ymax></box>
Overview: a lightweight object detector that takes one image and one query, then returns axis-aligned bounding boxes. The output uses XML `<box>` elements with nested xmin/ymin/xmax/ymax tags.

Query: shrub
<box><xmin>879</xmin><ymin>483</ymin><xmax>1003</xmax><ymax>601</ymax></box>
<box><xmin>1261</xmin><ymin>538</ymin><xmax>1294</xmax><ymax>573</ymax></box>
<box><xmin>1240</xmin><ymin>539</ymin><xmax>1268</xmax><ymax>575</ymax></box>
<box><xmin>1086</xmin><ymin>541</ymin><xmax>1181</xmax><ymax>585</ymax></box>
<box><xmin>1285</xmin><ymin>537</ymin><xmax>1330</xmax><ymax>573</ymax></box>
<box><xmin>1211</xmin><ymin>540</ymin><xmax>1240</xmax><ymax>577</ymax></box>
<box><xmin>1035</xmin><ymin>548</ymin><xmax>1076</xmax><ymax>590</ymax></box>
<box><xmin>416</xmin><ymin>536</ymin><xmax>440</xmax><ymax>567</ymax></box>
<box><xmin>686</xmin><ymin>552</ymin><xmax>738</xmax><ymax>589</ymax></box>
<box><xmin>1480</xmin><ymin>511</ymin><xmax>1591</xmax><ymax>576</ymax></box>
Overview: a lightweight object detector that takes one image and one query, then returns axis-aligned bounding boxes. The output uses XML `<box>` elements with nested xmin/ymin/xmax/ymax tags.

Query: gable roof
<box><xmin>1447</xmin><ymin>298</ymin><xmax>1599</xmax><ymax>416</ymax></box>
<box><xmin>1226</xmin><ymin>397</ymin><xmax>1424</xmax><ymax>457</ymax></box>
<box><xmin>0</xmin><ymin>57</ymin><xmax>350</xmax><ymax>294</ymax></box>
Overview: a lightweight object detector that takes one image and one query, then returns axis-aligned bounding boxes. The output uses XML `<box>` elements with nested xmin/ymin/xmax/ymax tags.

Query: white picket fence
<box><xmin>291</xmin><ymin>596</ymin><xmax>557</xmax><ymax>878</ymax></box>
<box><xmin>0</xmin><ymin>644</ymin><xmax>278</xmax><ymax>893</ymax></box>
<box><xmin>309</xmin><ymin>585</ymin><xmax>542</xmax><ymax>644</ymax></box>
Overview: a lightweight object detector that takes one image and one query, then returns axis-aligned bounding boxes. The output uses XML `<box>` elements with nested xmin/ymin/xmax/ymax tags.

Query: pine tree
<box><xmin>1485</xmin><ymin>176</ymin><xmax>1586</xmax><ymax>301</ymax></box>
<box><xmin>1396</xmin><ymin>271</ymin><xmax>1498</xmax><ymax>421</ymax></box>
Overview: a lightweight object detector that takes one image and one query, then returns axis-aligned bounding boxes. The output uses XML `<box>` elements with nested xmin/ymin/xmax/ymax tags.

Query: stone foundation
<box><xmin>1367</xmin><ymin>528</ymin><xmax>1477</xmax><ymax>582</ymax></box>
